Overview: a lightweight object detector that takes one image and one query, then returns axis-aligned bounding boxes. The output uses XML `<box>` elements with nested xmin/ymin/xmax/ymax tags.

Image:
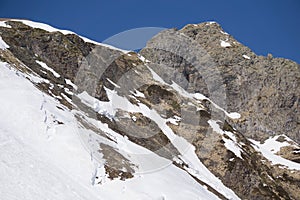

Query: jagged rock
<box><xmin>140</xmin><ymin>22</ymin><xmax>300</xmax><ymax>145</ymax></box>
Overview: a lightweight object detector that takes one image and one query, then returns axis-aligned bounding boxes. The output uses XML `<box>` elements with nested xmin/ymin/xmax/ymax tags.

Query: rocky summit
<box><xmin>0</xmin><ymin>19</ymin><xmax>299</xmax><ymax>200</ymax></box>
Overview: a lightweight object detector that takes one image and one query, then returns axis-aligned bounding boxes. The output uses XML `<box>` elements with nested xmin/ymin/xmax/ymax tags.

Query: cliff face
<box><xmin>140</xmin><ymin>22</ymin><xmax>300</xmax><ymax>199</ymax></box>
<box><xmin>0</xmin><ymin>19</ymin><xmax>299</xmax><ymax>200</ymax></box>
<box><xmin>140</xmin><ymin>22</ymin><xmax>300</xmax><ymax>144</ymax></box>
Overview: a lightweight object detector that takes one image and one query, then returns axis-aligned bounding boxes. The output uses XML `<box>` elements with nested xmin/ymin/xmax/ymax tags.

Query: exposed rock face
<box><xmin>0</xmin><ymin>19</ymin><xmax>300</xmax><ymax>200</ymax></box>
<box><xmin>0</xmin><ymin>21</ymin><xmax>93</xmax><ymax>81</ymax></box>
<box><xmin>140</xmin><ymin>22</ymin><xmax>300</xmax><ymax>144</ymax></box>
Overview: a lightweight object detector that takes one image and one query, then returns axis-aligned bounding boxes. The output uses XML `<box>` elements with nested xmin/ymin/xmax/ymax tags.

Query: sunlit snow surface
<box><xmin>208</xmin><ymin>120</ymin><xmax>243</xmax><ymax>159</ymax></box>
<box><xmin>0</xmin><ymin>21</ymin><xmax>12</xmax><ymax>28</ymax></box>
<box><xmin>250</xmin><ymin>136</ymin><xmax>300</xmax><ymax>170</ymax></box>
<box><xmin>220</xmin><ymin>40</ymin><xmax>231</xmax><ymax>48</ymax></box>
<box><xmin>0</xmin><ymin>36</ymin><xmax>9</xmax><ymax>50</ymax></box>
<box><xmin>78</xmin><ymin>89</ymin><xmax>241</xmax><ymax>200</ymax></box>
<box><xmin>0</xmin><ymin>61</ymin><xmax>223</xmax><ymax>199</ymax></box>
<box><xmin>242</xmin><ymin>55</ymin><xmax>251</xmax><ymax>60</ymax></box>
<box><xmin>36</xmin><ymin>60</ymin><xmax>60</xmax><ymax>78</ymax></box>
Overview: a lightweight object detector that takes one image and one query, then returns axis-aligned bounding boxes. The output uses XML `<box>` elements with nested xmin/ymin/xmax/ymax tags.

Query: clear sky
<box><xmin>1</xmin><ymin>0</ymin><xmax>300</xmax><ymax>63</ymax></box>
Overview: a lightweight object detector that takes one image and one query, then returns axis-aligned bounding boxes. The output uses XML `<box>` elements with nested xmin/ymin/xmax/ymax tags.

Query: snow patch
<box><xmin>130</xmin><ymin>89</ymin><xmax>145</xmax><ymax>98</ymax></box>
<box><xmin>107</xmin><ymin>78</ymin><xmax>121</xmax><ymax>89</ymax></box>
<box><xmin>64</xmin><ymin>88</ymin><xmax>74</xmax><ymax>95</ymax></box>
<box><xmin>207</xmin><ymin>21</ymin><xmax>216</xmax><ymax>25</ymax></box>
<box><xmin>131</xmin><ymin>115</ymin><xmax>137</xmax><ymax>122</ymax></box>
<box><xmin>250</xmin><ymin>135</ymin><xmax>300</xmax><ymax>170</ymax></box>
<box><xmin>145</xmin><ymin>64</ymin><xmax>166</xmax><ymax>84</ymax></box>
<box><xmin>65</xmin><ymin>79</ymin><xmax>78</xmax><ymax>90</ymax></box>
<box><xmin>0</xmin><ymin>36</ymin><xmax>9</xmax><ymax>50</ymax></box>
<box><xmin>227</xmin><ymin>112</ymin><xmax>241</xmax><ymax>119</ymax></box>
<box><xmin>294</xmin><ymin>150</ymin><xmax>300</xmax><ymax>154</ymax></box>
<box><xmin>208</xmin><ymin>120</ymin><xmax>243</xmax><ymax>159</ymax></box>
<box><xmin>220</xmin><ymin>40</ymin><xmax>231</xmax><ymax>48</ymax></box>
<box><xmin>166</xmin><ymin>116</ymin><xmax>181</xmax><ymax>125</ymax></box>
<box><xmin>138</xmin><ymin>55</ymin><xmax>151</xmax><ymax>63</ymax></box>
<box><xmin>0</xmin><ymin>21</ymin><xmax>11</xmax><ymax>28</ymax></box>
<box><xmin>36</xmin><ymin>60</ymin><xmax>60</xmax><ymax>78</ymax></box>
<box><xmin>61</xmin><ymin>93</ymin><xmax>73</xmax><ymax>105</ymax></box>
<box><xmin>242</xmin><ymin>55</ymin><xmax>251</xmax><ymax>60</ymax></box>
<box><xmin>220</xmin><ymin>31</ymin><xmax>229</xmax><ymax>35</ymax></box>
<box><xmin>80</xmin><ymin>35</ymin><xmax>129</xmax><ymax>53</ymax></box>
<box><xmin>194</xmin><ymin>92</ymin><xmax>208</xmax><ymax>100</ymax></box>
<box><xmin>13</xmin><ymin>19</ymin><xmax>73</xmax><ymax>34</ymax></box>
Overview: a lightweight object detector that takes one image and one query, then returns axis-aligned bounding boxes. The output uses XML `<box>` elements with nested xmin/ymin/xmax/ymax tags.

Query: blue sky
<box><xmin>1</xmin><ymin>0</ymin><xmax>300</xmax><ymax>63</ymax></box>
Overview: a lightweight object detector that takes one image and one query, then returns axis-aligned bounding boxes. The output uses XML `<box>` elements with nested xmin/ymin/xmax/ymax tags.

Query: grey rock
<box><xmin>140</xmin><ymin>22</ymin><xmax>300</xmax><ymax>144</ymax></box>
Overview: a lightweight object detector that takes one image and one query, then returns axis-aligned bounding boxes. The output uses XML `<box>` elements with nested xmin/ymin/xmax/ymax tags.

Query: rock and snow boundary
<box><xmin>0</xmin><ymin>61</ymin><xmax>223</xmax><ymax>200</ymax></box>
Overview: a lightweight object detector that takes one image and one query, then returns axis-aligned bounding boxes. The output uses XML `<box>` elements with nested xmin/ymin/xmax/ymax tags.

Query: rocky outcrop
<box><xmin>140</xmin><ymin>22</ymin><xmax>300</xmax><ymax>144</ymax></box>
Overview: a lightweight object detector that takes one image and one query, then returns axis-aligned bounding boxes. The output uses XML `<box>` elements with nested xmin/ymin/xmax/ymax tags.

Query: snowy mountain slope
<box><xmin>0</xmin><ymin>61</ymin><xmax>222</xmax><ymax>200</ymax></box>
<box><xmin>0</xmin><ymin>19</ymin><xmax>300</xmax><ymax>200</ymax></box>
<box><xmin>0</xmin><ymin>20</ymin><xmax>235</xmax><ymax>199</ymax></box>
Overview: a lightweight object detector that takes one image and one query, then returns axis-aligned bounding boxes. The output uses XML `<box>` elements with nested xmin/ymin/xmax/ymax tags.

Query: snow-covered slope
<box><xmin>0</xmin><ymin>61</ymin><xmax>222</xmax><ymax>199</ymax></box>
